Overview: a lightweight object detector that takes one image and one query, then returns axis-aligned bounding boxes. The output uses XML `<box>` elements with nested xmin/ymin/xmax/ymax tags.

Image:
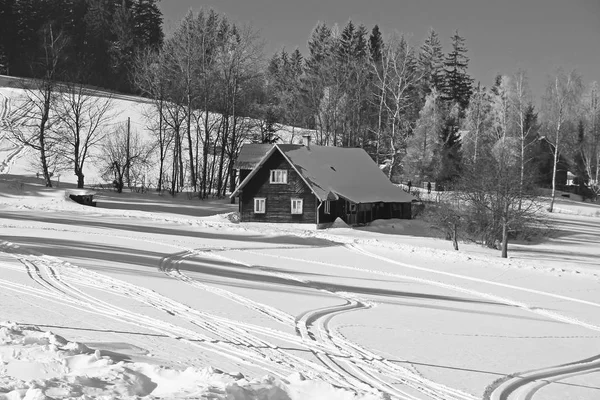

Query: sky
<box><xmin>158</xmin><ymin>0</ymin><xmax>600</xmax><ymax>103</ymax></box>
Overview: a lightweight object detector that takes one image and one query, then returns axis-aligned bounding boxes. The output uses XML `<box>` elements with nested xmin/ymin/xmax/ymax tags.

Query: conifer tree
<box><xmin>442</xmin><ymin>30</ymin><xmax>473</xmax><ymax>110</ymax></box>
<box><xmin>368</xmin><ymin>25</ymin><xmax>383</xmax><ymax>64</ymax></box>
<box><xmin>418</xmin><ymin>28</ymin><xmax>444</xmax><ymax>96</ymax></box>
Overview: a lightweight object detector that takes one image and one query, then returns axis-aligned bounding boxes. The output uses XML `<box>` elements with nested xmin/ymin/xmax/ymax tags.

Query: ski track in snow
<box><xmin>159</xmin><ymin>247</ymin><xmax>477</xmax><ymax>400</ymax></box>
<box><xmin>0</xmin><ymin>223</ymin><xmax>478</xmax><ymax>400</ymax></box>
<box><xmin>1</xmin><ymin>221</ymin><xmax>598</xmax><ymax>399</ymax></box>
<box><xmin>0</xmin><ymin>242</ymin><xmax>324</xmax><ymax>384</ymax></box>
<box><xmin>488</xmin><ymin>354</ymin><xmax>600</xmax><ymax>400</ymax></box>
<box><xmin>232</xmin><ymin>244</ymin><xmax>600</xmax><ymax>400</ymax></box>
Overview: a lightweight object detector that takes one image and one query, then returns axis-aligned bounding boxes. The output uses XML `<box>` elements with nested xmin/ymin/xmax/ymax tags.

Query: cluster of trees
<box><xmin>266</xmin><ymin>25</ymin><xmax>474</xmax><ymax>182</ymax></box>
<box><xmin>134</xmin><ymin>9</ymin><xmax>264</xmax><ymax>198</ymax></box>
<box><xmin>426</xmin><ymin>68</ymin><xmax>598</xmax><ymax>257</ymax></box>
<box><xmin>5</xmin><ymin>5</ymin><xmax>599</xmax><ymax>248</ymax></box>
<box><xmin>0</xmin><ymin>0</ymin><xmax>163</xmax><ymax>92</ymax></box>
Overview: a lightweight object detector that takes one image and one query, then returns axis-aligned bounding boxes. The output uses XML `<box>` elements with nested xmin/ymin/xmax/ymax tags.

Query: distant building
<box><xmin>231</xmin><ymin>136</ymin><xmax>415</xmax><ymax>227</ymax></box>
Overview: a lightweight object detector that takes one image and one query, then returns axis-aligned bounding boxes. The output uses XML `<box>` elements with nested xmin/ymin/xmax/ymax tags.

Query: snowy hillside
<box><xmin>0</xmin><ymin>75</ymin><xmax>315</xmax><ymax>188</ymax></box>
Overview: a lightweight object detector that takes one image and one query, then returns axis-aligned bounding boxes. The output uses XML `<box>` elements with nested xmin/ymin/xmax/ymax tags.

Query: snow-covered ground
<box><xmin>2</xmin><ymin>81</ymin><xmax>600</xmax><ymax>399</ymax></box>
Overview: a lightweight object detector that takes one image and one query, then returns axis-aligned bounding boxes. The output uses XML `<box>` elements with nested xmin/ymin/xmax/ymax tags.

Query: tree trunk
<box><xmin>157</xmin><ymin>105</ymin><xmax>164</xmax><ymax>192</ymax></box>
<box><xmin>186</xmin><ymin>101</ymin><xmax>196</xmax><ymax>191</ymax></box>
<box><xmin>202</xmin><ymin>111</ymin><xmax>211</xmax><ymax>198</ymax></box>
<box><xmin>549</xmin><ymin>134</ymin><xmax>560</xmax><ymax>213</ymax></box>
<box><xmin>501</xmin><ymin>221</ymin><xmax>508</xmax><ymax>258</ymax></box>
<box><xmin>216</xmin><ymin>115</ymin><xmax>229</xmax><ymax>197</ymax></box>
<box><xmin>452</xmin><ymin>223</ymin><xmax>459</xmax><ymax>251</ymax></box>
<box><xmin>76</xmin><ymin>171</ymin><xmax>84</xmax><ymax>189</ymax></box>
<box><xmin>501</xmin><ymin>200</ymin><xmax>510</xmax><ymax>258</ymax></box>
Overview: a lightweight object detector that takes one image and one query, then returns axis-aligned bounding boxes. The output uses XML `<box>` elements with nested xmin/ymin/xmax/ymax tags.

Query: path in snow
<box><xmin>0</xmin><ymin>209</ymin><xmax>598</xmax><ymax>399</ymax></box>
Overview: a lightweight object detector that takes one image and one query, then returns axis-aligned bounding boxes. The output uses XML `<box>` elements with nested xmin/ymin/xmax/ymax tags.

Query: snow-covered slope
<box><xmin>0</xmin><ymin>76</ymin><xmax>315</xmax><ymax>187</ymax></box>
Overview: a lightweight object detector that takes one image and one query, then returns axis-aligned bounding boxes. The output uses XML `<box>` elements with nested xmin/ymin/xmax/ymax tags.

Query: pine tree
<box><xmin>368</xmin><ymin>25</ymin><xmax>383</xmax><ymax>64</ymax></box>
<box><xmin>442</xmin><ymin>30</ymin><xmax>473</xmax><ymax>110</ymax></box>
<box><xmin>0</xmin><ymin>0</ymin><xmax>14</xmax><ymax>73</ymax></box>
<box><xmin>132</xmin><ymin>0</ymin><xmax>163</xmax><ymax>49</ymax></box>
<box><xmin>418</xmin><ymin>28</ymin><xmax>444</xmax><ymax>96</ymax></box>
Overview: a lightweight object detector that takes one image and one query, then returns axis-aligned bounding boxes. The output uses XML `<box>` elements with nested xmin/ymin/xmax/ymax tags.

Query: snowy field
<box><xmin>2</xmin><ymin>83</ymin><xmax>600</xmax><ymax>399</ymax></box>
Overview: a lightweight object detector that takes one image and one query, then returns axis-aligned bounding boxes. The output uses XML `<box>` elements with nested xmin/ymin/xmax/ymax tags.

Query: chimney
<box><xmin>302</xmin><ymin>134</ymin><xmax>312</xmax><ymax>148</ymax></box>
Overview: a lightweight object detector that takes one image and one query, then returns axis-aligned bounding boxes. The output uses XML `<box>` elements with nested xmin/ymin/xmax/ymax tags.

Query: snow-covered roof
<box><xmin>233</xmin><ymin>143</ymin><xmax>415</xmax><ymax>204</ymax></box>
<box><xmin>234</xmin><ymin>143</ymin><xmax>272</xmax><ymax>170</ymax></box>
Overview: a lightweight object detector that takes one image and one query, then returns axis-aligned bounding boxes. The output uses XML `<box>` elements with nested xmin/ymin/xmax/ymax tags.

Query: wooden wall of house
<box><xmin>317</xmin><ymin>200</ymin><xmax>340</xmax><ymax>224</ymax></box>
<box><xmin>239</xmin><ymin>169</ymin><xmax>251</xmax><ymax>184</ymax></box>
<box><xmin>240</xmin><ymin>151</ymin><xmax>317</xmax><ymax>224</ymax></box>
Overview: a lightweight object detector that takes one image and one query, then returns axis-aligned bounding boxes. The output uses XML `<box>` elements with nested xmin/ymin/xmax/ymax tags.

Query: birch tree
<box><xmin>541</xmin><ymin>68</ymin><xmax>584</xmax><ymax>212</ymax></box>
<box><xmin>374</xmin><ymin>32</ymin><xmax>421</xmax><ymax>179</ymax></box>
<box><xmin>582</xmin><ymin>82</ymin><xmax>600</xmax><ymax>190</ymax></box>
<box><xmin>509</xmin><ymin>69</ymin><xmax>538</xmax><ymax>206</ymax></box>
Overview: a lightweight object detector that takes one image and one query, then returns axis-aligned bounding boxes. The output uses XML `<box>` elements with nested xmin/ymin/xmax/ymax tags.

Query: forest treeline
<box><xmin>0</xmin><ymin>0</ymin><xmax>163</xmax><ymax>92</ymax></box>
<box><xmin>2</xmin><ymin>2</ymin><xmax>598</xmax><ymax>192</ymax></box>
<box><xmin>3</xmin><ymin>3</ymin><xmax>600</xmax><ymax>256</ymax></box>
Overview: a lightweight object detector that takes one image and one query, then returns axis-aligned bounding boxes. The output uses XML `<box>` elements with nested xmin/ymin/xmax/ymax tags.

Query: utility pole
<box><xmin>126</xmin><ymin>117</ymin><xmax>130</xmax><ymax>188</ymax></box>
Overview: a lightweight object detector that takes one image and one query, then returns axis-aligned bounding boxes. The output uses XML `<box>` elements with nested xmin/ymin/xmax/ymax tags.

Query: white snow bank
<box><xmin>0</xmin><ymin>322</ymin><xmax>383</xmax><ymax>400</ymax></box>
<box><xmin>330</xmin><ymin>217</ymin><xmax>350</xmax><ymax>229</ymax></box>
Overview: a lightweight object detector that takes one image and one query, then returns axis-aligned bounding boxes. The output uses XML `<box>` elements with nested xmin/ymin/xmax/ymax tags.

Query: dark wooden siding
<box><xmin>239</xmin><ymin>169</ymin><xmax>251</xmax><ymax>183</ymax></box>
<box><xmin>318</xmin><ymin>199</ymin><xmax>412</xmax><ymax>226</ymax></box>
<box><xmin>240</xmin><ymin>150</ymin><xmax>317</xmax><ymax>224</ymax></box>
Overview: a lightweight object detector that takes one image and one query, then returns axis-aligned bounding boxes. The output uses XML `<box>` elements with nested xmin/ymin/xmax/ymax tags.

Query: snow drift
<box><xmin>0</xmin><ymin>322</ymin><xmax>383</xmax><ymax>400</ymax></box>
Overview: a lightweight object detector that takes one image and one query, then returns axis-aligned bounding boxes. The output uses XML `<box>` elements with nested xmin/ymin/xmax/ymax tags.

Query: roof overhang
<box><xmin>229</xmin><ymin>144</ymin><xmax>322</xmax><ymax>201</ymax></box>
<box><xmin>230</xmin><ymin>145</ymin><xmax>279</xmax><ymax>198</ymax></box>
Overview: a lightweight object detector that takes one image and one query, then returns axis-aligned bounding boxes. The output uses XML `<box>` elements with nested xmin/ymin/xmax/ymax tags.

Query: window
<box><xmin>291</xmin><ymin>198</ymin><xmax>303</xmax><ymax>214</ymax></box>
<box><xmin>324</xmin><ymin>200</ymin><xmax>330</xmax><ymax>214</ymax></box>
<box><xmin>254</xmin><ymin>198</ymin><xmax>266</xmax><ymax>214</ymax></box>
<box><xmin>270</xmin><ymin>169</ymin><xmax>288</xmax><ymax>184</ymax></box>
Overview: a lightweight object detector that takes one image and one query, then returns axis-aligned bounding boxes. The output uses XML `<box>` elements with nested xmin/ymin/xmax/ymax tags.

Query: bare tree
<box><xmin>461</xmin><ymin>83</ymin><xmax>492</xmax><ymax>163</ymax></box>
<box><xmin>10</xmin><ymin>26</ymin><xmax>68</xmax><ymax>187</ymax></box>
<box><xmin>541</xmin><ymin>68</ymin><xmax>584</xmax><ymax>212</ymax></box>
<box><xmin>458</xmin><ymin>141</ymin><xmax>545</xmax><ymax>258</ymax></box>
<box><xmin>490</xmin><ymin>75</ymin><xmax>512</xmax><ymax>140</ymax></box>
<box><xmin>377</xmin><ymin>33</ymin><xmax>421</xmax><ymax>179</ymax></box>
<box><xmin>99</xmin><ymin>122</ymin><xmax>152</xmax><ymax>193</ymax></box>
<box><xmin>54</xmin><ymin>80</ymin><xmax>116</xmax><ymax>188</ymax></box>
<box><xmin>509</xmin><ymin>69</ymin><xmax>538</xmax><ymax>208</ymax></box>
<box><xmin>582</xmin><ymin>82</ymin><xmax>600</xmax><ymax>192</ymax></box>
<box><xmin>134</xmin><ymin>49</ymin><xmax>171</xmax><ymax>192</ymax></box>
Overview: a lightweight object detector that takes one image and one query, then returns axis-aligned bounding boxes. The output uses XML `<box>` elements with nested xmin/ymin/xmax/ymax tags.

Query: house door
<box><xmin>345</xmin><ymin>200</ymin><xmax>357</xmax><ymax>225</ymax></box>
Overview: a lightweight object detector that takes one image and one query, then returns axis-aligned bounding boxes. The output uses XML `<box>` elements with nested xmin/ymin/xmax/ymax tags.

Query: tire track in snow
<box><xmin>240</xmin><ymin>244</ymin><xmax>600</xmax><ymax>333</ymax></box>
<box><xmin>1</xmin><ymin>226</ymin><xmax>474</xmax><ymax>399</ymax></box>
<box><xmin>488</xmin><ymin>354</ymin><xmax>600</xmax><ymax>400</ymax></box>
<box><xmin>159</xmin><ymin>248</ymin><xmax>386</xmax><ymax>395</ymax></box>
<box><xmin>237</xmin><ymin>245</ymin><xmax>600</xmax><ymax>399</ymax></box>
<box><xmin>188</xmin><ymin>248</ymin><xmax>478</xmax><ymax>400</ymax></box>
<box><xmin>0</xmin><ymin>241</ymin><xmax>327</xmax><ymax>383</ymax></box>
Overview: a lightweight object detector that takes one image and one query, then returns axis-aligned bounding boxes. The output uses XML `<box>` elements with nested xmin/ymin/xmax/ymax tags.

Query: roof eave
<box><xmin>229</xmin><ymin>146</ymin><xmax>279</xmax><ymax>198</ymax></box>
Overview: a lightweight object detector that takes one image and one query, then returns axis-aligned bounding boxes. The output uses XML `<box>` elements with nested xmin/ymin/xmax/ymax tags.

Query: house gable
<box><xmin>238</xmin><ymin>149</ymin><xmax>317</xmax><ymax>224</ymax></box>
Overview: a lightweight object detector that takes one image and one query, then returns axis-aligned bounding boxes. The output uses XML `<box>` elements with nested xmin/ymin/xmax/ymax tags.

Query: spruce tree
<box><xmin>132</xmin><ymin>0</ymin><xmax>164</xmax><ymax>49</ymax></box>
<box><xmin>418</xmin><ymin>28</ymin><xmax>445</xmax><ymax>96</ymax></box>
<box><xmin>442</xmin><ymin>30</ymin><xmax>473</xmax><ymax>110</ymax></box>
<box><xmin>368</xmin><ymin>25</ymin><xmax>383</xmax><ymax>63</ymax></box>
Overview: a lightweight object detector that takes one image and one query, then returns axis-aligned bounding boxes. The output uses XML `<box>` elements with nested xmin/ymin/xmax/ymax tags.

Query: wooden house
<box><xmin>230</xmin><ymin>136</ymin><xmax>415</xmax><ymax>227</ymax></box>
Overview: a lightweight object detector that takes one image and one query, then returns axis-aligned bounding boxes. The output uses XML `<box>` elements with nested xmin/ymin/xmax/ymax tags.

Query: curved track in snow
<box><xmin>0</xmin><ymin>220</ymin><xmax>478</xmax><ymax>400</ymax></box>
<box><xmin>159</xmin><ymin>247</ymin><xmax>477</xmax><ymax>400</ymax></box>
<box><xmin>1</xmin><ymin>220</ymin><xmax>598</xmax><ymax>399</ymax></box>
<box><xmin>236</xmin><ymin>243</ymin><xmax>600</xmax><ymax>399</ymax></box>
<box><xmin>488</xmin><ymin>354</ymin><xmax>600</xmax><ymax>400</ymax></box>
